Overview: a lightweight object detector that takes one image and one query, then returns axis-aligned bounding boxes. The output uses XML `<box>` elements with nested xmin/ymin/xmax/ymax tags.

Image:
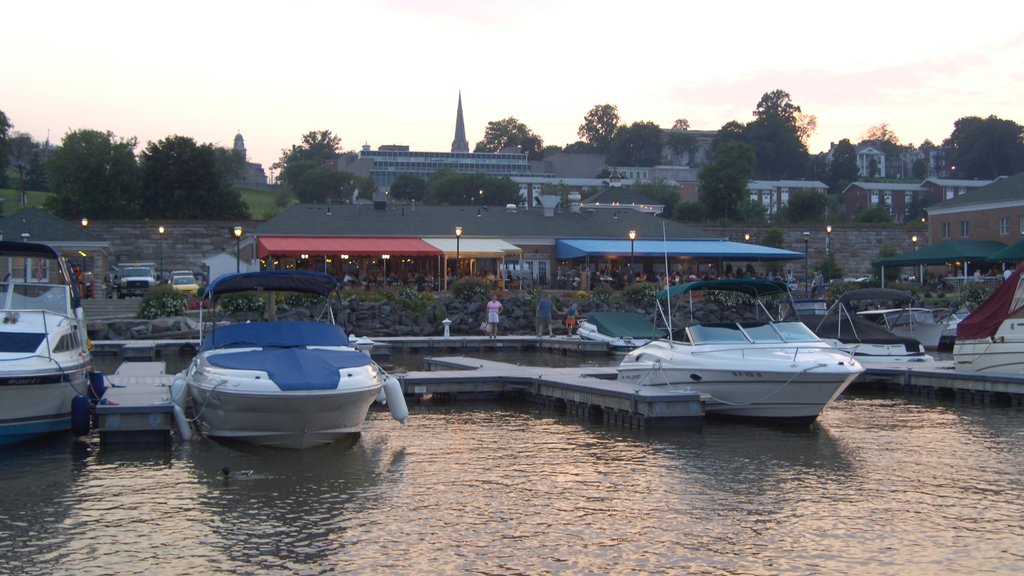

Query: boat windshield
<box><xmin>688</xmin><ymin>320</ymin><xmax>822</xmax><ymax>344</ymax></box>
<box><xmin>771</xmin><ymin>321</ymin><xmax>823</xmax><ymax>342</ymax></box>
<box><xmin>0</xmin><ymin>282</ymin><xmax>71</xmax><ymax>315</ymax></box>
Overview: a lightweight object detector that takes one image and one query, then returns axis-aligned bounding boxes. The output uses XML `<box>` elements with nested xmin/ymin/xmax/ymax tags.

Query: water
<box><xmin>3</xmin><ymin>352</ymin><xmax>1024</xmax><ymax>574</ymax></box>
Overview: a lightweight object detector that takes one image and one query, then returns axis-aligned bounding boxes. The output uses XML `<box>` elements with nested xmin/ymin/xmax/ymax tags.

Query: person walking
<box><xmin>486</xmin><ymin>294</ymin><xmax>504</xmax><ymax>338</ymax></box>
<box><xmin>536</xmin><ymin>294</ymin><xmax>555</xmax><ymax>337</ymax></box>
<box><xmin>564</xmin><ymin>301</ymin><xmax>578</xmax><ymax>336</ymax></box>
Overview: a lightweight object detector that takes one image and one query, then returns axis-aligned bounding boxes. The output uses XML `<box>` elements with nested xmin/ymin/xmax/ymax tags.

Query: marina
<box><xmin>88</xmin><ymin>337</ymin><xmax>1024</xmax><ymax>445</ymax></box>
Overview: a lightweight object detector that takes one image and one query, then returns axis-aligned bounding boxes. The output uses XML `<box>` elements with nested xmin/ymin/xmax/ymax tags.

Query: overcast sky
<box><xmin>3</xmin><ymin>0</ymin><xmax>1022</xmax><ymax>173</ymax></box>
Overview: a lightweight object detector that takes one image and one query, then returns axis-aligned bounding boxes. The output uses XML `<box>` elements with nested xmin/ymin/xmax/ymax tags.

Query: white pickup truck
<box><xmin>116</xmin><ymin>264</ymin><xmax>158</xmax><ymax>298</ymax></box>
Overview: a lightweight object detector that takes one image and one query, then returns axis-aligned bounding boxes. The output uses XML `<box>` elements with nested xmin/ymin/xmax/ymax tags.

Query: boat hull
<box><xmin>617</xmin><ymin>341</ymin><xmax>862</xmax><ymax>422</ymax></box>
<box><xmin>953</xmin><ymin>338</ymin><xmax>1024</xmax><ymax>374</ymax></box>
<box><xmin>186</xmin><ymin>347</ymin><xmax>384</xmax><ymax>449</ymax></box>
<box><xmin>0</xmin><ymin>365</ymin><xmax>90</xmax><ymax>446</ymax></box>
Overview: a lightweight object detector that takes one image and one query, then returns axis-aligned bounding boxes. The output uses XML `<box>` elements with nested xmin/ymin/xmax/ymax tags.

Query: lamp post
<box><xmin>382</xmin><ymin>254</ymin><xmax>390</xmax><ymax>285</ymax></box>
<box><xmin>158</xmin><ymin>225</ymin><xmax>165</xmax><ymax>282</ymax></box>
<box><xmin>912</xmin><ymin>234</ymin><xmax>921</xmax><ymax>286</ymax></box>
<box><xmin>233</xmin><ymin>226</ymin><xmax>243</xmax><ymax>272</ymax></box>
<box><xmin>628</xmin><ymin>230</ymin><xmax>637</xmax><ymax>278</ymax></box>
<box><xmin>455</xmin><ymin>226</ymin><xmax>463</xmax><ymax>280</ymax></box>
<box><xmin>802</xmin><ymin>231</ymin><xmax>810</xmax><ymax>294</ymax></box>
<box><xmin>825</xmin><ymin>225</ymin><xmax>832</xmax><ymax>283</ymax></box>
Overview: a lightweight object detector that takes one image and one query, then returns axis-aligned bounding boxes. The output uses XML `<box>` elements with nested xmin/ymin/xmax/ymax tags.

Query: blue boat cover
<box><xmin>200</xmin><ymin>321</ymin><xmax>349</xmax><ymax>352</ymax></box>
<box><xmin>205</xmin><ymin>347</ymin><xmax>373</xmax><ymax>391</ymax></box>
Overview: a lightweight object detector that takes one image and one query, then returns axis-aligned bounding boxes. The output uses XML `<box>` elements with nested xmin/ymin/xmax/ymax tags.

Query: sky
<box><xmin>3</xmin><ymin>1</ymin><xmax>1023</xmax><ymax>176</ymax></box>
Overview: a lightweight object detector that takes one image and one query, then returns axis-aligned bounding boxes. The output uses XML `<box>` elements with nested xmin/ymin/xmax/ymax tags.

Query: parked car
<box><xmin>169</xmin><ymin>271</ymin><xmax>200</xmax><ymax>296</ymax></box>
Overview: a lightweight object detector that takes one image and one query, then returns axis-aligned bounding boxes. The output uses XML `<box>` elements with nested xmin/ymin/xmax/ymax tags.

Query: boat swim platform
<box><xmin>399</xmin><ymin>356</ymin><xmax>706</xmax><ymax>429</ymax></box>
<box><xmin>859</xmin><ymin>360</ymin><xmax>1024</xmax><ymax>407</ymax></box>
<box><xmin>92</xmin><ymin>362</ymin><xmax>176</xmax><ymax>444</ymax></box>
<box><xmin>90</xmin><ymin>335</ymin><xmax>612</xmax><ymax>361</ymax></box>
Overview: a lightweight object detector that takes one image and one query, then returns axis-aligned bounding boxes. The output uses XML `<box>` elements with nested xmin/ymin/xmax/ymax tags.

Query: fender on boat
<box><xmin>71</xmin><ymin>395</ymin><xmax>91</xmax><ymax>436</ymax></box>
<box><xmin>170</xmin><ymin>373</ymin><xmax>193</xmax><ymax>441</ymax></box>
<box><xmin>383</xmin><ymin>377</ymin><xmax>408</xmax><ymax>423</ymax></box>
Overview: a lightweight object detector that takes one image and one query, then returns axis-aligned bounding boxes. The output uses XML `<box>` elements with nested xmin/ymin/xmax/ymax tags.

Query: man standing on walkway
<box><xmin>536</xmin><ymin>294</ymin><xmax>555</xmax><ymax>337</ymax></box>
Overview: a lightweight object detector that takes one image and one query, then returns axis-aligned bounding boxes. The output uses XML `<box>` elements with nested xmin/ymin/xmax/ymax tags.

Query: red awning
<box><xmin>257</xmin><ymin>236</ymin><xmax>442</xmax><ymax>258</ymax></box>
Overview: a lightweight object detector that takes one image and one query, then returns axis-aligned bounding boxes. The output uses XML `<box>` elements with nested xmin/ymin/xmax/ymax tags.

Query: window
<box><xmin>960</xmin><ymin>220</ymin><xmax>969</xmax><ymax>238</ymax></box>
<box><xmin>943</xmin><ymin>222</ymin><xmax>951</xmax><ymax>239</ymax></box>
<box><xmin>1000</xmin><ymin>217</ymin><xmax>1009</xmax><ymax>235</ymax></box>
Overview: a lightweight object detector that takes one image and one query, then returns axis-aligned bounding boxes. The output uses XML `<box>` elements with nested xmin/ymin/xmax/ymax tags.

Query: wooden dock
<box><xmin>93</xmin><ymin>361</ymin><xmax>175</xmax><ymax>444</ymax></box>
<box><xmin>401</xmin><ymin>356</ymin><xmax>706</xmax><ymax>428</ymax></box>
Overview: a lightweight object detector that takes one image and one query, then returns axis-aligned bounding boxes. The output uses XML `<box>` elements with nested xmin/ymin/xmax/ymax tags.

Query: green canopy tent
<box><xmin>874</xmin><ymin>239</ymin><xmax>1007</xmax><ymax>287</ymax></box>
<box><xmin>986</xmin><ymin>239</ymin><xmax>1024</xmax><ymax>263</ymax></box>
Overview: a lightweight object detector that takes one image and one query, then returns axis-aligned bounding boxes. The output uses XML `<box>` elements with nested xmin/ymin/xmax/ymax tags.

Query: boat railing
<box><xmin>687</xmin><ymin>341</ymin><xmax>851</xmax><ymax>363</ymax></box>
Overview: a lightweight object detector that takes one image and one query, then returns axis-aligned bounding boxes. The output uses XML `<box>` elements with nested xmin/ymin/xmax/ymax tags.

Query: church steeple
<box><xmin>451</xmin><ymin>91</ymin><xmax>470</xmax><ymax>153</ymax></box>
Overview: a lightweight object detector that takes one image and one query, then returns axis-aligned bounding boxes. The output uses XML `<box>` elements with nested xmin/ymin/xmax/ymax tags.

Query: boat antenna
<box><xmin>662</xmin><ymin>221</ymin><xmax>673</xmax><ymax>346</ymax></box>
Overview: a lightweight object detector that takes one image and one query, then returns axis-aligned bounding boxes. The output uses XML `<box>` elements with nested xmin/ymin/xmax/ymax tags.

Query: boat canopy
<box><xmin>837</xmin><ymin>288</ymin><xmax>912</xmax><ymax>306</ymax></box>
<box><xmin>956</xmin><ymin>262</ymin><xmax>1024</xmax><ymax>340</ymax></box>
<box><xmin>656</xmin><ymin>278</ymin><xmax>790</xmax><ymax>300</ymax></box>
<box><xmin>555</xmin><ymin>238</ymin><xmax>803</xmax><ymax>261</ymax></box>
<box><xmin>583</xmin><ymin>311</ymin><xmax>666</xmax><ymax>339</ymax></box>
<box><xmin>200</xmin><ymin>321</ymin><xmax>350</xmax><ymax>352</ymax></box>
<box><xmin>204</xmin><ymin>271</ymin><xmax>340</xmax><ymax>299</ymax></box>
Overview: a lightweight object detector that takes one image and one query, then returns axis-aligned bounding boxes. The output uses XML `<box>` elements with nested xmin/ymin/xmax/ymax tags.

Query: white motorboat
<box><xmin>616</xmin><ymin>279</ymin><xmax>864</xmax><ymax>423</ymax></box>
<box><xmin>858</xmin><ymin>306</ymin><xmax>949</xmax><ymax>350</ymax></box>
<box><xmin>173</xmin><ymin>271</ymin><xmax>407</xmax><ymax>449</ymax></box>
<box><xmin>953</xmin><ymin>263</ymin><xmax>1024</xmax><ymax>374</ymax></box>
<box><xmin>808</xmin><ymin>289</ymin><xmax>934</xmax><ymax>366</ymax></box>
<box><xmin>576</xmin><ymin>311</ymin><xmax>664</xmax><ymax>352</ymax></box>
<box><xmin>0</xmin><ymin>241</ymin><xmax>95</xmax><ymax>446</ymax></box>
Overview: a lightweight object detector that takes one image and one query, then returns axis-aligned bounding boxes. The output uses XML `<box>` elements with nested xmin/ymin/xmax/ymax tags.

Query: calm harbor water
<box><xmin>3</xmin><ymin>351</ymin><xmax>1024</xmax><ymax>575</ymax></box>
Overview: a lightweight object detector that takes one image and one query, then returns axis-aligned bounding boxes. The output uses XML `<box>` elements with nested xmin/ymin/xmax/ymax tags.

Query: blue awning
<box><xmin>555</xmin><ymin>238</ymin><xmax>804</xmax><ymax>261</ymax></box>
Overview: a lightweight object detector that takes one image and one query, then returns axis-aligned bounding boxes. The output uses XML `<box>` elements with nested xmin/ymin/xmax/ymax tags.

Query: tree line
<box><xmin>1</xmin><ymin>90</ymin><xmax>1022</xmax><ymax>223</ymax></box>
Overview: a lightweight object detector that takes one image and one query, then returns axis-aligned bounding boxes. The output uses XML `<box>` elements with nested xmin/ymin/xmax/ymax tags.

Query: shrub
<box><xmin>138</xmin><ymin>285</ymin><xmax>188</xmax><ymax>319</ymax></box>
<box><xmin>624</xmin><ymin>282</ymin><xmax>659</xmax><ymax>305</ymax></box>
<box><xmin>959</xmin><ymin>283</ymin><xmax>990</xmax><ymax>311</ymax></box>
<box><xmin>219</xmin><ymin>292</ymin><xmax>269</xmax><ymax>314</ymax></box>
<box><xmin>451</xmin><ymin>277</ymin><xmax>491</xmax><ymax>302</ymax></box>
<box><xmin>385</xmin><ymin>287</ymin><xmax>434</xmax><ymax>313</ymax></box>
<box><xmin>283</xmin><ymin>293</ymin><xmax>327</xmax><ymax>308</ymax></box>
<box><xmin>591</xmin><ymin>286</ymin><xmax>614</xmax><ymax>304</ymax></box>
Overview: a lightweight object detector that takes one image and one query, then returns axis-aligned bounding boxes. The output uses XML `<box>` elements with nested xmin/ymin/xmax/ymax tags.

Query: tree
<box><xmin>0</xmin><ymin>110</ymin><xmax>11</xmax><ymax>188</ymax></box>
<box><xmin>828</xmin><ymin>139</ymin><xmax>859</xmax><ymax>191</ymax></box>
<box><xmin>630</xmin><ymin>181</ymin><xmax>681</xmax><ymax>216</ymax></box>
<box><xmin>577</xmin><ymin>104</ymin><xmax>619</xmax><ymax>154</ymax></box>
<box><xmin>275</xmin><ymin>130</ymin><xmax>344</xmax><ymax>186</ymax></box>
<box><xmin>744</xmin><ymin>89</ymin><xmax>810</xmax><ymax>180</ymax></box>
<box><xmin>672</xmin><ymin>118</ymin><xmax>690</xmax><ymax>130</ymax></box>
<box><xmin>425</xmin><ymin>171</ymin><xmax>521</xmax><ymax>206</ymax></box>
<box><xmin>943</xmin><ymin>115</ymin><xmax>1024</xmax><ymax>179</ymax></box>
<box><xmin>698</xmin><ymin>141</ymin><xmax>754</xmax><ymax>221</ymax></box>
<box><xmin>390</xmin><ymin>174</ymin><xmax>428</xmax><ymax>202</ymax></box>
<box><xmin>780</xmin><ymin>189</ymin><xmax>827</xmax><ymax>223</ymax></box>
<box><xmin>139</xmin><ymin>135</ymin><xmax>249</xmax><ymax>219</ymax></box>
<box><xmin>474</xmin><ymin>117</ymin><xmax>544</xmax><ymax>160</ymax></box>
<box><xmin>666</xmin><ymin>131</ymin><xmax>699</xmax><ymax>166</ymax></box>
<box><xmin>8</xmin><ymin>133</ymin><xmax>47</xmax><ymax>199</ymax></box>
<box><xmin>607</xmin><ymin>121</ymin><xmax>664</xmax><ymax>167</ymax></box>
<box><xmin>45</xmin><ymin>129</ymin><xmax>142</xmax><ymax>219</ymax></box>
<box><xmin>562</xmin><ymin>141</ymin><xmax>598</xmax><ymax>154</ymax></box>
<box><xmin>291</xmin><ymin>167</ymin><xmax>355</xmax><ymax>204</ymax></box>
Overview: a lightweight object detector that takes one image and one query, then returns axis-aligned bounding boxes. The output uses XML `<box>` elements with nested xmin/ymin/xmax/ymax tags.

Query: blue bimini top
<box><xmin>200</xmin><ymin>321</ymin><xmax>349</xmax><ymax>352</ymax></box>
<box><xmin>206</xmin><ymin>347</ymin><xmax>374</xmax><ymax>391</ymax></box>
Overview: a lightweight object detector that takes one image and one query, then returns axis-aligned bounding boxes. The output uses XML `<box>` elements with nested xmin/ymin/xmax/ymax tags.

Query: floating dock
<box><xmin>87</xmin><ymin>353</ymin><xmax>1024</xmax><ymax>445</ymax></box>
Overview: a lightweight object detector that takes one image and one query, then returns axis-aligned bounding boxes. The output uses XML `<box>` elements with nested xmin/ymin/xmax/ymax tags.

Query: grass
<box><xmin>0</xmin><ymin>187</ymin><xmax>295</xmax><ymax>220</ymax></box>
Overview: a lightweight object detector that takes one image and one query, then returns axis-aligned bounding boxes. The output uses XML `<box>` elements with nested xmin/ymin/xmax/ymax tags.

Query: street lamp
<box><xmin>233</xmin><ymin>226</ymin><xmax>243</xmax><ymax>273</ymax></box>
<box><xmin>628</xmin><ymin>230</ymin><xmax>637</xmax><ymax>277</ymax></box>
<box><xmin>455</xmin><ymin>226</ymin><xmax>463</xmax><ymax>280</ymax></box>
<box><xmin>825</xmin><ymin>225</ymin><xmax>832</xmax><ymax>283</ymax></box>
<box><xmin>158</xmin><ymin>225</ymin><xmax>165</xmax><ymax>282</ymax></box>
<box><xmin>382</xmin><ymin>254</ymin><xmax>390</xmax><ymax>284</ymax></box>
<box><xmin>802</xmin><ymin>231</ymin><xmax>811</xmax><ymax>294</ymax></box>
<box><xmin>912</xmin><ymin>234</ymin><xmax>922</xmax><ymax>286</ymax></box>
